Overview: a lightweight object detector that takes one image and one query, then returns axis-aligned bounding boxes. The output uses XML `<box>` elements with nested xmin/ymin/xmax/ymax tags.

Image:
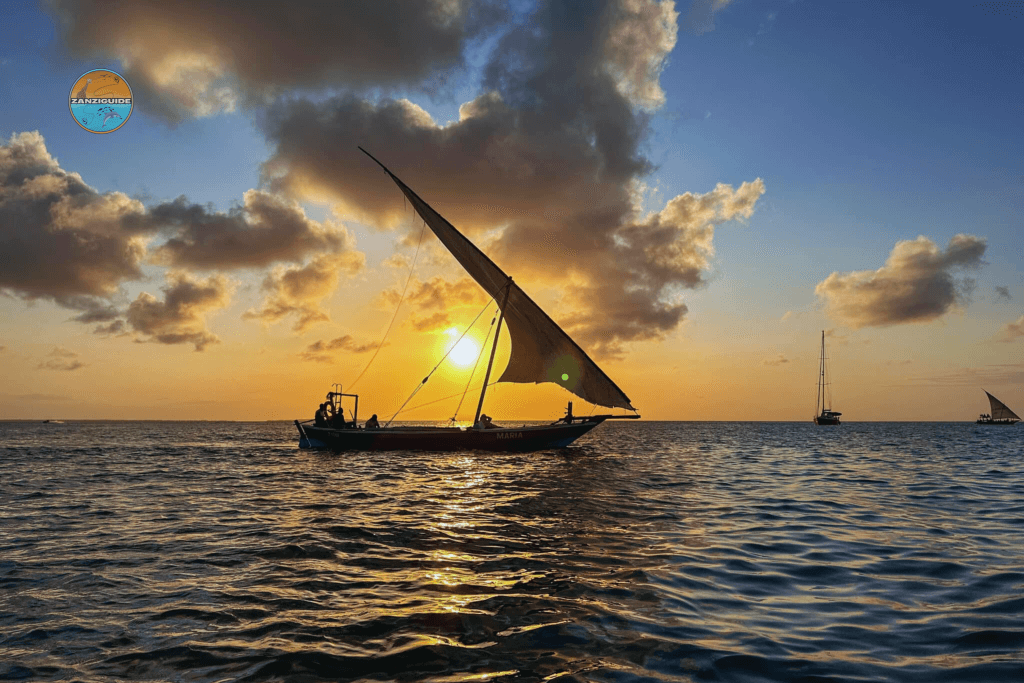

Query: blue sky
<box><xmin>650</xmin><ymin>0</ymin><xmax>1023</xmax><ymax>323</ymax></box>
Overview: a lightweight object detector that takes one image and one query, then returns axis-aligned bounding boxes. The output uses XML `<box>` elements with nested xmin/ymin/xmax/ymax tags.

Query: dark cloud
<box><xmin>300</xmin><ymin>335</ymin><xmax>381</xmax><ymax>362</ymax></box>
<box><xmin>2</xmin><ymin>131</ymin><xmax>365</xmax><ymax>337</ymax></box>
<box><xmin>37</xmin><ymin>347</ymin><xmax>85</xmax><ymax>371</ymax></box>
<box><xmin>995</xmin><ymin>315</ymin><xmax>1024</xmax><ymax>343</ymax></box>
<box><xmin>261</xmin><ymin>0</ymin><xmax>763</xmax><ymax>358</ymax></box>
<box><xmin>815</xmin><ymin>234</ymin><xmax>987</xmax><ymax>329</ymax></box>
<box><xmin>556</xmin><ymin>178</ymin><xmax>764</xmax><ymax>356</ymax></box>
<box><xmin>148</xmin><ymin>190</ymin><xmax>357</xmax><ymax>269</ymax></box>
<box><xmin>243</xmin><ymin>252</ymin><xmax>364</xmax><ymax>332</ymax></box>
<box><xmin>125</xmin><ymin>271</ymin><xmax>234</xmax><ymax>350</ymax></box>
<box><xmin>93</xmin><ymin>319</ymin><xmax>128</xmax><ymax>336</ymax></box>
<box><xmin>0</xmin><ymin>131</ymin><xmax>148</xmax><ymax>310</ymax></box>
<box><xmin>995</xmin><ymin>285</ymin><xmax>1012</xmax><ymax>301</ymax></box>
<box><xmin>69</xmin><ymin>301</ymin><xmax>122</xmax><ymax>323</ymax></box>
<box><xmin>47</xmin><ymin>0</ymin><xmax>503</xmax><ymax>122</ymax></box>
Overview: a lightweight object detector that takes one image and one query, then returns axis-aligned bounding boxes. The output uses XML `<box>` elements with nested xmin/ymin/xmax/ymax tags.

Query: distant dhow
<box><xmin>977</xmin><ymin>390</ymin><xmax>1020</xmax><ymax>425</ymax></box>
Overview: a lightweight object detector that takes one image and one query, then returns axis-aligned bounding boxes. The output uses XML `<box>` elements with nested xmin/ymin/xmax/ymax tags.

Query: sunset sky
<box><xmin>1</xmin><ymin>0</ymin><xmax>1022</xmax><ymax>422</ymax></box>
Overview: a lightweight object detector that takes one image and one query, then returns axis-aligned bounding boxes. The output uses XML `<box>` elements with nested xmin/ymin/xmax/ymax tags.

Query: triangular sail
<box><xmin>985</xmin><ymin>390</ymin><xmax>1021</xmax><ymax>421</ymax></box>
<box><xmin>361</xmin><ymin>149</ymin><xmax>635</xmax><ymax>411</ymax></box>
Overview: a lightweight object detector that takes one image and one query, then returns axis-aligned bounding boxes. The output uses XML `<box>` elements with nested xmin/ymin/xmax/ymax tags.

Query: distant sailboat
<box><xmin>814</xmin><ymin>331</ymin><xmax>841</xmax><ymax>425</ymax></box>
<box><xmin>976</xmin><ymin>390</ymin><xmax>1020</xmax><ymax>425</ymax></box>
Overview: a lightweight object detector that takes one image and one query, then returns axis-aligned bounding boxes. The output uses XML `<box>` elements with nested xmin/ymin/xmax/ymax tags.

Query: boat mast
<box><xmin>474</xmin><ymin>278</ymin><xmax>513</xmax><ymax>425</ymax></box>
<box><xmin>817</xmin><ymin>331</ymin><xmax>824</xmax><ymax>416</ymax></box>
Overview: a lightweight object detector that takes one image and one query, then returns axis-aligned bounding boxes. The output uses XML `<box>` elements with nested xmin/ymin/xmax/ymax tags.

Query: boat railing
<box><xmin>327</xmin><ymin>385</ymin><xmax>359</xmax><ymax>425</ymax></box>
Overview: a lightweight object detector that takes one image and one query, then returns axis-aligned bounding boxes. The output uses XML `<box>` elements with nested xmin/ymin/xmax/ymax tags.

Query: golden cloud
<box><xmin>815</xmin><ymin>234</ymin><xmax>987</xmax><ymax>329</ymax></box>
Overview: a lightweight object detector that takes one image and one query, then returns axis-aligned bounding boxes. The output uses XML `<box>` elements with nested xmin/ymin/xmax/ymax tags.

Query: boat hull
<box><xmin>296</xmin><ymin>419</ymin><xmax>606</xmax><ymax>452</ymax></box>
<box><xmin>976</xmin><ymin>419</ymin><xmax>1019</xmax><ymax>426</ymax></box>
<box><xmin>814</xmin><ymin>415</ymin><xmax>841</xmax><ymax>425</ymax></box>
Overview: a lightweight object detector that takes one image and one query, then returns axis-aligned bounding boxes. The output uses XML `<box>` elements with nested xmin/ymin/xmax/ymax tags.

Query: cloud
<box><xmin>763</xmin><ymin>354</ymin><xmax>789</xmax><ymax>366</ymax></box>
<box><xmin>411</xmin><ymin>311</ymin><xmax>454</xmax><ymax>332</ymax></box>
<box><xmin>37</xmin><ymin>347</ymin><xmax>86</xmax><ymax>371</ymax></box>
<box><xmin>382</xmin><ymin>253</ymin><xmax>413</xmax><ymax>271</ymax></box>
<box><xmin>995</xmin><ymin>285</ymin><xmax>1012</xmax><ymax>302</ymax></box>
<box><xmin>261</xmin><ymin>0</ymin><xmax>764</xmax><ymax>359</ymax></box>
<box><xmin>378</xmin><ymin>276</ymin><xmax>492</xmax><ymax>332</ymax></box>
<box><xmin>556</xmin><ymin>177</ymin><xmax>764</xmax><ymax>356</ymax></box>
<box><xmin>300</xmin><ymin>335</ymin><xmax>381</xmax><ymax>362</ymax></box>
<box><xmin>815</xmin><ymin>234</ymin><xmax>987</xmax><ymax>329</ymax></box>
<box><xmin>1</xmin><ymin>131</ymin><xmax>365</xmax><ymax>333</ymax></box>
<box><xmin>381</xmin><ymin>275</ymin><xmax>489</xmax><ymax>311</ymax></box>
<box><xmin>995</xmin><ymin>315</ymin><xmax>1024</xmax><ymax>343</ymax></box>
<box><xmin>93</xmin><ymin>319</ymin><xmax>129</xmax><ymax>336</ymax></box>
<box><xmin>69</xmin><ymin>302</ymin><xmax>122</xmax><ymax>323</ymax></box>
<box><xmin>603</xmin><ymin>0</ymin><xmax>680</xmax><ymax>108</ymax></box>
<box><xmin>682</xmin><ymin>0</ymin><xmax>733</xmax><ymax>35</ymax></box>
<box><xmin>0</xmin><ymin>131</ymin><xmax>149</xmax><ymax>310</ymax></box>
<box><xmin>149</xmin><ymin>190</ymin><xmax>357</xmax><ymax>269</ymax></box>
<box><xmin>243</xmin><ymin>251</ymin><xmax>364</xmax><ymax>332</ymax></box>
<box><xmin>907</xmin><ymin>363</ymin><xmax>1024</xmax><ymax>387</ymax></box>
<box><xmin>125</xmin><ymin>271</ymin><xmax>234</xmax><ymax>350</ymax></box>
<box><xmin>47</xmin><ymin>0</ymin><xmax>503</xmax><ymax>122</ymax></box>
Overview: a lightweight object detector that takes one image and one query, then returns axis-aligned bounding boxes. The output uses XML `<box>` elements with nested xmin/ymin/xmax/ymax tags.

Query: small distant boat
<box><xmin>294</xmin><ymin>149</ymin><xmax>640</xmax><ymax>452</ymax></box>
<box><xmin>813</xmin><ymin>331</ymin><xmax>841</xmax><ymax>425</ymax></box>
<box><xmin>42</xmin><ymin>420</ymin><xmax>64</xmax><ymax>424</ymax></box>
<box><xmin>976</xmin><ymin>390</ymin><xmax>1020</xmax><ymax>425</ymax></box>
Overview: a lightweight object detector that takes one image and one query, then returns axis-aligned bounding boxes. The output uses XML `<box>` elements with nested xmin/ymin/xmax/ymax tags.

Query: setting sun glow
<box><xmin>445</xmin><ymin>329</ymin><xmax>481</xmax><ymax>368</ymax></box>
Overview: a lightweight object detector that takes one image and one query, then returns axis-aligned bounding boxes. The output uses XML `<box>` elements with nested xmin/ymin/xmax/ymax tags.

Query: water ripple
<box><xmin>1</xmin><ymin>421</ymin><xmax>1023</xmax><ymax>681</ymax></box>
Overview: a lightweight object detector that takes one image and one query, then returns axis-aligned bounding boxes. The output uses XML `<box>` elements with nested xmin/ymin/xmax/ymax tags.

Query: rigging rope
<box><xmin>384</xmin><ymin>295</ymin><xmax>496</xmax><ymax>427</ymax></box>
<box><xmin>449</xmin><ymin>308</ymin><xmax>498</xmax><ymax>423</ymax></box>
<box><xmin>348</xmin><ymin>217</ymin><xmax>428</xmax><ymax>391</ymax></box>
<box><xmin>404</xmin><ymin>381</ymin><xmax>497</xmax><ymax>415</ymax></box>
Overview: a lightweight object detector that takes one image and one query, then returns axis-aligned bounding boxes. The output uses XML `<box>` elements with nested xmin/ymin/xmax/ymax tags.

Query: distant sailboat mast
<box><xmin>817</xmin><ymin>331</ymin><xmax>829</xmax><ymax>414</ymax></box>
<box><xmin>814</xmin><ymin>331</ymin><xmax>841</xmax><ymax>425</ymax></box>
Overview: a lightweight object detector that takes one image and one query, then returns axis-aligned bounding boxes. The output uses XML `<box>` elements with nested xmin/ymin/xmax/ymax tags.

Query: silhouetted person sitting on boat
<box><xmin>365</xmin><ymin>414</ymin><xmax>379</xmax><ymax>429</ymax></box>
<box><xmin>477</xmin><ymin>414</ymin><xmax>498</xmax><ymax>429</ymax></box>
<box><xmin>315</xmin><ymin>403</ymin><xmax>328</xmax><ymax>427</ymax></box>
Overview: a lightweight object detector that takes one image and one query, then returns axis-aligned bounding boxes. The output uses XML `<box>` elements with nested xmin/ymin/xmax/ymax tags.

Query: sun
<box><xmin>445</xmin><ymin>328</ymin><xmax>480</xmax><ymax>368</ymax></box>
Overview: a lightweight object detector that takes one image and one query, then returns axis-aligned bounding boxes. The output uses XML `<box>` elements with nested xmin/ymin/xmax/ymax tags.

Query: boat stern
<box><xmin>295</xmin><ymin>420</ymin><xmax>328</xmax><ymax>449</ymax></box>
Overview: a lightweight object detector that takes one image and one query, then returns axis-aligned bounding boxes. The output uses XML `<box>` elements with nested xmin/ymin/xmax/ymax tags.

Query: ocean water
<box><xmin>1</xmin><ymin>420</ymin><xmax>1023</xmax><ymax>682</ymax></box>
